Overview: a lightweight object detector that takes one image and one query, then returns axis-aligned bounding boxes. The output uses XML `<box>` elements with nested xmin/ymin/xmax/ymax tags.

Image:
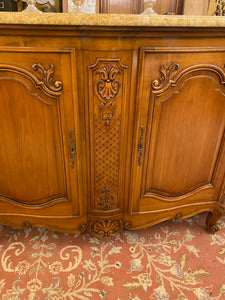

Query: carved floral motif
<box><xmin>96</xmin><ymin>64</ymin><xmax>121</xmax><ymax>101</ymax></box>
<box><xmin>32</xmin><ymin>63</ymin><xmax>63</xmax><ymax>94</ymax></box>
<box><xmin>87</xmin><ymin>219</ymin><xmax>124</xmax><ymax>237</ymax></box>
<box><xmin>152</xmin><ymin>62</ymin><xmax>179</xmax><ymax>90</ymax></box>
<box><xmin>98</xmin><ymin>187</ymin><xmax>115</xmax><ymax>209</ymax></box>
<box><xmin>95</xmin><ymin>63</ymin><xmax>121</xmax><ymax>126</ymax></box>
<box><xmin>95</xmin><ymin>116</ymin><xmax>120</xmax><ymax>211</ymax></box>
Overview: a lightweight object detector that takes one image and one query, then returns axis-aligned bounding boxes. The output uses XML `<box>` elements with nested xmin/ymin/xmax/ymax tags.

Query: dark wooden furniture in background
<box><xmin>15</xmin><ymin>0</ymin><xmax>204</xmax><ymax>15</ymax></box>
<box><xmin>0</xmin><ymin>0</ymin><xmax>12</xmax><ymax>11</ymax></box>
<box><xmin>0</xmin><ymin>19</ymin><xmax>224</xmax><ymax>237</ymax></box>
<box><xmin>99</xmin><ymin>0</ymin><xmax>184</xmax><ymax>14</ymax></box>
<box><xmin>100</xmin><ymin>0</ymin><xmax>144</xmax><ymax>14</ymax></box>
<box><xmin>154</xmin><ymin>0</ymin><xmax>184</xmax><ymax>15</ymax></box>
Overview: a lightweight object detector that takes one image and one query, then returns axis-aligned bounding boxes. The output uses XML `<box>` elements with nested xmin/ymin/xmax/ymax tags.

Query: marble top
<box><xmin>0</xmin><ymin>12</ymin><xmax>225</xmax><ymax>28</ymax></box>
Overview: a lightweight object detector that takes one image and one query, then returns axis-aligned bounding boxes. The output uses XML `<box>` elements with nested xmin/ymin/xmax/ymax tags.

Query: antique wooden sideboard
<box><xmin>0</xmin><ymin>13</ymin><xmax>225</xmax><ymax>237</ymax></box>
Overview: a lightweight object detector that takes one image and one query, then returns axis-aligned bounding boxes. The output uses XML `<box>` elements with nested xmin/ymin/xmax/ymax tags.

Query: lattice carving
<box><xmin>87</xmin><ymin>219</ymin><xmax>124</xmax><ymax>237</ymax></box>
<box><xmin>95</xmin><ymin>116</ymin><xmax>121</xmax><ymax>209</ymax></box>
<box><xmin>89</xmin><ymin>59</ymin><xmax>127</xmax><ymax>211</ymax></box>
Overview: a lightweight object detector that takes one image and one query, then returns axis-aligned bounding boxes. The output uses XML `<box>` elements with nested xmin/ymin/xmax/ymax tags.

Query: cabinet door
<box><xmin>0</xmin><ymin>49</ymin><xmax>85</xmax><ymax>232</ymax></box>
<box><xmin>127</xmin><ymin>48</ymin><xmax>225</xmax><ymax>229</ymax></box>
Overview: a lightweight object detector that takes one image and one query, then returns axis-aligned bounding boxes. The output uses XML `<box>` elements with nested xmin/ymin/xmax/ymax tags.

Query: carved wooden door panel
<box><xmin>127</xmin><ymin>48</ymin><xmax>225</xmax><ymax>230</ymax></box>
<box><xmin>0</xmin><ymin>49</ymin><xmax>85</xmax><ymax>232</ymax></box>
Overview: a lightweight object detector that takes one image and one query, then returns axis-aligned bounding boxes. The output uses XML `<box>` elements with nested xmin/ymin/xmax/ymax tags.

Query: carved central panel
<box><xmin>89</xmin><ymin>59</ymin><xmax>127</xmax><ymax>211</ymax></box>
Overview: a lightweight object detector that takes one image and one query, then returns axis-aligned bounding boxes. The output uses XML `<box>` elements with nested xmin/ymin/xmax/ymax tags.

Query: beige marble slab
<box><xmin>0</xmin><ymin>12</ymin><xmax>225</xmax><ymax>27</ymax></box>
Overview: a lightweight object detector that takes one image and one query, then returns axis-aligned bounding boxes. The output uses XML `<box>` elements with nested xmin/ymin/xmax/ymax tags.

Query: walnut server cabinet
<box><xmin>0</xmin><ymin>20</ymin><xmax>225</xmax><ymax>237</ymax></box>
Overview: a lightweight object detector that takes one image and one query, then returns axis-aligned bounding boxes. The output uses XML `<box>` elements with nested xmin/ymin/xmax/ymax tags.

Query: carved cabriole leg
<box><xmin>206</xmin><ymin>205</ymin><xmax>225</xmax><ymax>234</ymax></box>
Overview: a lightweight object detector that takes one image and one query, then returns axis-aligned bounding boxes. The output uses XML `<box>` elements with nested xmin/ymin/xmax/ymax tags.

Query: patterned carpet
<box><xmin>0</xmin><ymin>213</ymin><xmax>225</xmax><ymax>300</ymax></box>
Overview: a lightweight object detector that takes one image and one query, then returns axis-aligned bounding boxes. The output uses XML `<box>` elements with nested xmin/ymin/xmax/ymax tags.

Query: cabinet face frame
<box><xmin>0</xmin><ymin>47</ymin><xmax>86</xmax><ymax>232</ymax></box>
<box><xmin>127</xmin><ymin>47</ymin><xmax>225</xmax><ymax>228</ymax></box>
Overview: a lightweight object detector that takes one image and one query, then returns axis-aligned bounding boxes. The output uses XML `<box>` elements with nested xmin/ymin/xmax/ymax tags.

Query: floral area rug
<box><xmin>0</xmin><ymin>213</ymin><xmax>225</xmax><ymax>300</ymax></box>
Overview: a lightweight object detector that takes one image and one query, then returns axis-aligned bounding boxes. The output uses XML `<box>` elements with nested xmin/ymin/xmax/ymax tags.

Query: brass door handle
<box><xmin>138</xmin><ymin>126</ymin><xmax>144</xmax><ymax>166</ymax></box>
<box><xmin>69</xmin><ymin>129</ymin><xmax>75</xmax><ymax>169</ymax></box>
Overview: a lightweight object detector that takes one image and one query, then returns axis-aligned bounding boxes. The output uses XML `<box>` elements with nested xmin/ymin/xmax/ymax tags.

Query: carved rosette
<box><xmin>87</xmin><ymin>219</ymin><xmax>124</xmax><ymax>237</ymax></box>
<box><xmin>89</xmin><ymin>59</ymin><xmax>128</xmax><ymax>211</ymax></box>
<box><xmin>152</xmin><ymin>62</ymin><xmax>179</xmax><ymax>90</ymax></box>
<box><xmin>32</xmin><ymin>63</ymin><xmax>63</xmax><ymax>96</ymax></box>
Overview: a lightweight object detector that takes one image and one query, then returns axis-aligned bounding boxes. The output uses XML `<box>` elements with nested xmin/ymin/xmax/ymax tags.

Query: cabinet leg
<box><xmin>206</xmin><ymin>205</ymin><xmax>225</xmax><ymax>234</ymax></box>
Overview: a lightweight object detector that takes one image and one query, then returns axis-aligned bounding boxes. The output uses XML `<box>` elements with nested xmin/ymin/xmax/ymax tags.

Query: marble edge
<box><xmin>0</xmin><ymin>12</ymin><xmax>225</xmax><ymax>27</ymax></box>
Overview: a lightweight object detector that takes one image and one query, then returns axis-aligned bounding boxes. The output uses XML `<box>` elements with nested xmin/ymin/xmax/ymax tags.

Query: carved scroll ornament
<box><xmin>32</xmin><ymin>63</ymin><xmax>63</xmax><ymax>95</ymax></box>
<box><xmin>151</xmin><ymin>63</ymin><xmax>225</xmax><ymax>94</ymax></box>
<box><xmin>0</xmin><ymin>63</ymin><xmax>63</xmax><ymax>97</ymax></box>
<box><xmin>152</xmin><ymin>62</ymin><xmax>180</xmax><ymax>90</ymax></box>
